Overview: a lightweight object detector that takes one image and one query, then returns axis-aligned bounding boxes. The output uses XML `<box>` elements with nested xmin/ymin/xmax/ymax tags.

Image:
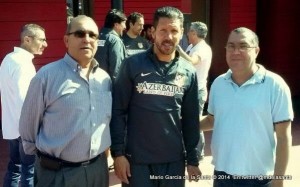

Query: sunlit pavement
<box><xmin>108</xmin><ymin>122</ymin><xmax>300</xmax><ymax>187</ymax></box>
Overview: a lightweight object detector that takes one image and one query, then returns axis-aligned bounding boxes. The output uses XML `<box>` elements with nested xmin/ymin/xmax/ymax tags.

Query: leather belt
<box><xmin>37</xmin><ymin>150</ymin><xmax>102</xmax><ymax>171</ymax></box>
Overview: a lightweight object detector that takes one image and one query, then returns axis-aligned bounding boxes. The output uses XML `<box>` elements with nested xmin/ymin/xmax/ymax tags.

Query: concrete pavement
<box><xmin>108</xmin><ymin>122</ymin><xmax>300</xmax><ymax>187</ymax></box>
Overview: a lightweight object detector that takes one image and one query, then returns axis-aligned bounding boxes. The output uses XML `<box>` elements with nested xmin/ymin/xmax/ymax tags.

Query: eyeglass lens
<box><xmin>225</xmin><ymin>44</ymin><xmax>255</xmax><ymax>52</ymax></box>
<box><xmin>69</xmin><ymin>30</ymin><xmax>98</xmax><ymax>40</ymax></box>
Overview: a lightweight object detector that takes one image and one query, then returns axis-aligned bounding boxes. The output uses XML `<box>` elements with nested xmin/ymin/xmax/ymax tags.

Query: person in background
<box><xmin>142</xmin><ymin>23</ymin><xmax>154</xmax><ymax>44</ymax></box>
<box><xmin>94</xmin><ymin>9</ymin><xmax>127</xmax><ymax>82</ymax></box>
<box><xmin>178</xmin><ymin>33</ymin><xmax>189</xmax><ymax>50</ymax></box>
<box><xmin>122</xmin><ymin>12</ymin><xmax>150</xmax><ymax>56</ymax></box>
<box><xmin>176</xmin><ymin>21</ymin><xmax>212</xmax><ymax>162</ymax></box>
<box><xmin>0</xmin><ymin>23</ymin><xmax>47</xmax><ymax>187</ymax></box>
<box><xmin>200</xmin><ymin>27</ymin><xmax>293</xmax><ymax>187</ymax></box>
<box><xmin>19</xmin><ymin>15</ymin><xmax>112</xmax><ymax>187</ymax></box>
<box><xmin>110</xmin><ymin>6</ymin><xmax>201</xmax><ymax>187</ymax></box>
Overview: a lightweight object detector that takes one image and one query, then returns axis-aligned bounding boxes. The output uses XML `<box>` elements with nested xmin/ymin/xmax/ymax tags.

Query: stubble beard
<box><xmin>154</xmin><ymin>40</ymin><xmax>176</xmax><ymax>55</ymax></box>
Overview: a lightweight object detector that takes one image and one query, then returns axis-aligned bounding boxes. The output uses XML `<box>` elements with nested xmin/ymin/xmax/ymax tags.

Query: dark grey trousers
<box><xmin>197</xmin><ymin>87</ymin><xmax>207</xmax><ymax>159</ymax></box>
<box><xmin>122</xmin><ymin>159</ymin><xmax>185</xmax><ymax>187</ymax></box>
<box><xmin>34</xmin><ymin>153</ymin><xmax>108</xmax><ymax>187</ymax></box>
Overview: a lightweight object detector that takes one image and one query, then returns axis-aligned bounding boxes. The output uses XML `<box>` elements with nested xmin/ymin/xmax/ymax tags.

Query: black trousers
<box><xmin>122</xmin><ymin>159</ymin><xmax>185</xmax><ymax>187</ymax></box>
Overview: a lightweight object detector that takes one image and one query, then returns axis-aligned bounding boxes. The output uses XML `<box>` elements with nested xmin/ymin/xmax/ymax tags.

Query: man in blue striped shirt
<box><xmin>19</xmin><ymin>15</ymin><xmax>112</xmax><ymax>187</ymax></box>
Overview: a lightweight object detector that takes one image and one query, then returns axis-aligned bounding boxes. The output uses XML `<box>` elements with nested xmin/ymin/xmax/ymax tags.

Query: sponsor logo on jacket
<box><xmin>136</xmin><ymin>82</ymin><xmax>184</xmax><ymax>96</ymax></box>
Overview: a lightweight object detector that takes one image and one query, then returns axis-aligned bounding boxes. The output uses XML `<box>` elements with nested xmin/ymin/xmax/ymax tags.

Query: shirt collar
<box><xmin>109</xmin><ymin>29</ymin><xmax>120</xmax><ymax>37</ymax></box>
<box><xmin>63</xmin><ymin>53</ymin><xmax>99</xmax><ymax>73</ymax></box>
<box><xmin>194</xmin><ymin>39</ymin><xmax>205</xmax><ymax>47</ymax></box>
<box><xmin>90</xmin><ymin>59</ymin><xmax>99</xmax><ymax>72</ymax></box>
<box><xmin>14</xmin><ymin>47</ymin><xmax>34</xmax><ymax>61</ymax></box>
<box><xmin>224</xmin><ymin>64</ymin><xmax>266</xmax><ymax>85</ymax></box>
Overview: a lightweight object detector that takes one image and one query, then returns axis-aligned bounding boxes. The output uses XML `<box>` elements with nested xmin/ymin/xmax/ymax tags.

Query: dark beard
<box><xmin>154</xmin><ymin>40</ymin><xmax>175</xmax><ymax>55</ymax></box>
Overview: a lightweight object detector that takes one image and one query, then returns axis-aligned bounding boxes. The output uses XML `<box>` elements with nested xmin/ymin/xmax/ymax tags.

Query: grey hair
<box><xmin>231</xmin><ymin>27</ymin><xmax>259</xmax><ymax>46</ymax></box>
<box><xmin>20</xmin><ymin>23</ymin><xmax>45</xmax><ymax>39</ymax></box>
<box><xmin>190</xmin><ymin>22</ymin><xmax>208</xmax><ymax>39</ymax></box>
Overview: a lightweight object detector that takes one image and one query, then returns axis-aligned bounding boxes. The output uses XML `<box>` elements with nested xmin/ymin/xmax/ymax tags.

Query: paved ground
<box><xmin>1</xmin><ymin>119</ymin><xmax>299</xmax><ymax>187</ymax></box>
<box><xmin>108</xmin><ymin>119</ymin><xmax>300</xmax><ymax>187</ymax></box>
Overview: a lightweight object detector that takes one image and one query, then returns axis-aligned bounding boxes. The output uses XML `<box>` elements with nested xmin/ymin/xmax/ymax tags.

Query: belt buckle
<box><xmin>81</xmin><ymin>160</ymin><xmax>90</xmax><ymax>166</ymax></box>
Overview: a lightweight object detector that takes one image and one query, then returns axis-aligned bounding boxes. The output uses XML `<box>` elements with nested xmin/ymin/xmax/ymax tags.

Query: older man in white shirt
<box><xmin>177</xmin><ymin>22</ymin><xmax>212</xmax><ymax>161</ymax></box>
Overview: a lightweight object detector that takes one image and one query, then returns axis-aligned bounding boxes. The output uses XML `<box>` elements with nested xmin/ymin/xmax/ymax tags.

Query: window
<box><xmin>67</xmin><ymin>0</ymin><xmax>94</xmax><ymax>22</ymax></box>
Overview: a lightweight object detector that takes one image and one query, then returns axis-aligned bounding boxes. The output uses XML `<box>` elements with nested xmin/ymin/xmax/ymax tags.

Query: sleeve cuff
<box><xmin>110</xmin><ymin>150</ymin><xmax>125</xmax><ymax>158</ymax></box>
<box><xmin>21</xmin><ymin>139</ymin><xmax>36</xmax><ymax>155</ymax></box>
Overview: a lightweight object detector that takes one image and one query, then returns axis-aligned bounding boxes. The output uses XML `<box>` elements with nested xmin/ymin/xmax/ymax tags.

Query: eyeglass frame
<box><xmin>225</xmin><ymin>44</ymin><xmax>257</xmax><ymax>52</ymax></box>
<box><xmin>67</xmin><ymin>30</ymin><xmax>99</xmax><ymax>40</ymax></box>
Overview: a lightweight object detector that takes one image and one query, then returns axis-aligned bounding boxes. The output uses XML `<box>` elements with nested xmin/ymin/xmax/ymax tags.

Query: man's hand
<box><xmin>113</xmin><ymin>156</ymin><xmax>131</xmax><ymax>184</ymax></box>
<box><xmin>187</xmin><ymin>165</ymin><xmax>202</xmax><ymax>182</ymax></box>
<box><xmin>176</xmin><ymin>45</ymin><xmax>184</xmax><ymax>54</ymax></box>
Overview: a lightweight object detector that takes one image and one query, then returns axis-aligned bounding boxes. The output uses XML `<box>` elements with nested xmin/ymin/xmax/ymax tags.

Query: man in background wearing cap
<box><xmin>177</xmin><ymin>22</ymin><xmax>212</xmax><ymax>162</ymax></box>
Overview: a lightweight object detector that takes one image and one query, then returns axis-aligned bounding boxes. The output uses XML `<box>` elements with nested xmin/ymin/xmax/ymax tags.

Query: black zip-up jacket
<box><xmin>110</xmin><ymin>48</ymin><xmax>200</xmax><ymax>166</ymax></box>
<box><xmin>94</xmin><ymin>27</ymin><xmax>127</xmax><ymax>81</ymax></box>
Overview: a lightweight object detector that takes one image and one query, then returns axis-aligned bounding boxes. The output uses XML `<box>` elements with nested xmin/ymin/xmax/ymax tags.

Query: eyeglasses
<box><xmin>225</xmin><ymin>44</ymin><xmax>256</xmax><ymax>52</ymax></box>
<box><xmin>67</xmin><ymin>30</ymin><xmax>98</xmax><ymax>40</ymax></box>
<box><xmin>28</xmin><ymin>36</ymin><xmax>47</xmax><ymax>42</ymax></box>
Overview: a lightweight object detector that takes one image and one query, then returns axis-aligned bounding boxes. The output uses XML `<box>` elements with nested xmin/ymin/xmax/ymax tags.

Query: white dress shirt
<box><xmin>186</xmin><ymin>40</ymin><xmax>212</xmax><ymax>89</ymax></box>
<box><xmin>0</xmin><ymin>47</ymin><xmax>35</xmax><ymax>139</ymax></box>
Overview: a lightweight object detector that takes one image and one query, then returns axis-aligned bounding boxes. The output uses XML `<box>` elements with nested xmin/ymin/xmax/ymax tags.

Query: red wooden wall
<box><xmin>0</xmin><ymin>0</ymin><xmax>193</xmax><ymax>67</ymax></box>
<box><xmin>0</xmin><ymin>0</ymin><xmax>66</xmax><ymax>70</ymax></box>
<box><xmin>94</xmin><ymin>0</ymin><xmax>110</xmax><ymax>28</ymax></box>
<box><xmin>0</xmin><ymin>0</ymin><xmax>66</xmax><ymax>122</ymax></box>
<box><xmin>0</xmin><ymin>0</ymin><xmax>299</xmax><ymax>97</ymax></box>
<box><xmin>209</xmin><ymin>0</ymin><xmax>300</xmax><ymax>96</ymax></box>
<box><xmin>209</xmin><ymin>0</ymin><xmax>257</xmax><ymax>79</ymax></box>
<box><xmin>257</xmin><ymin>0</ymin><xmax>300</xmax><ymax>96</ymax></box>
<box><xmin>94</xmin><ymin>0</ymin><xmax>188</xmax><ymax>28</ymax></box>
